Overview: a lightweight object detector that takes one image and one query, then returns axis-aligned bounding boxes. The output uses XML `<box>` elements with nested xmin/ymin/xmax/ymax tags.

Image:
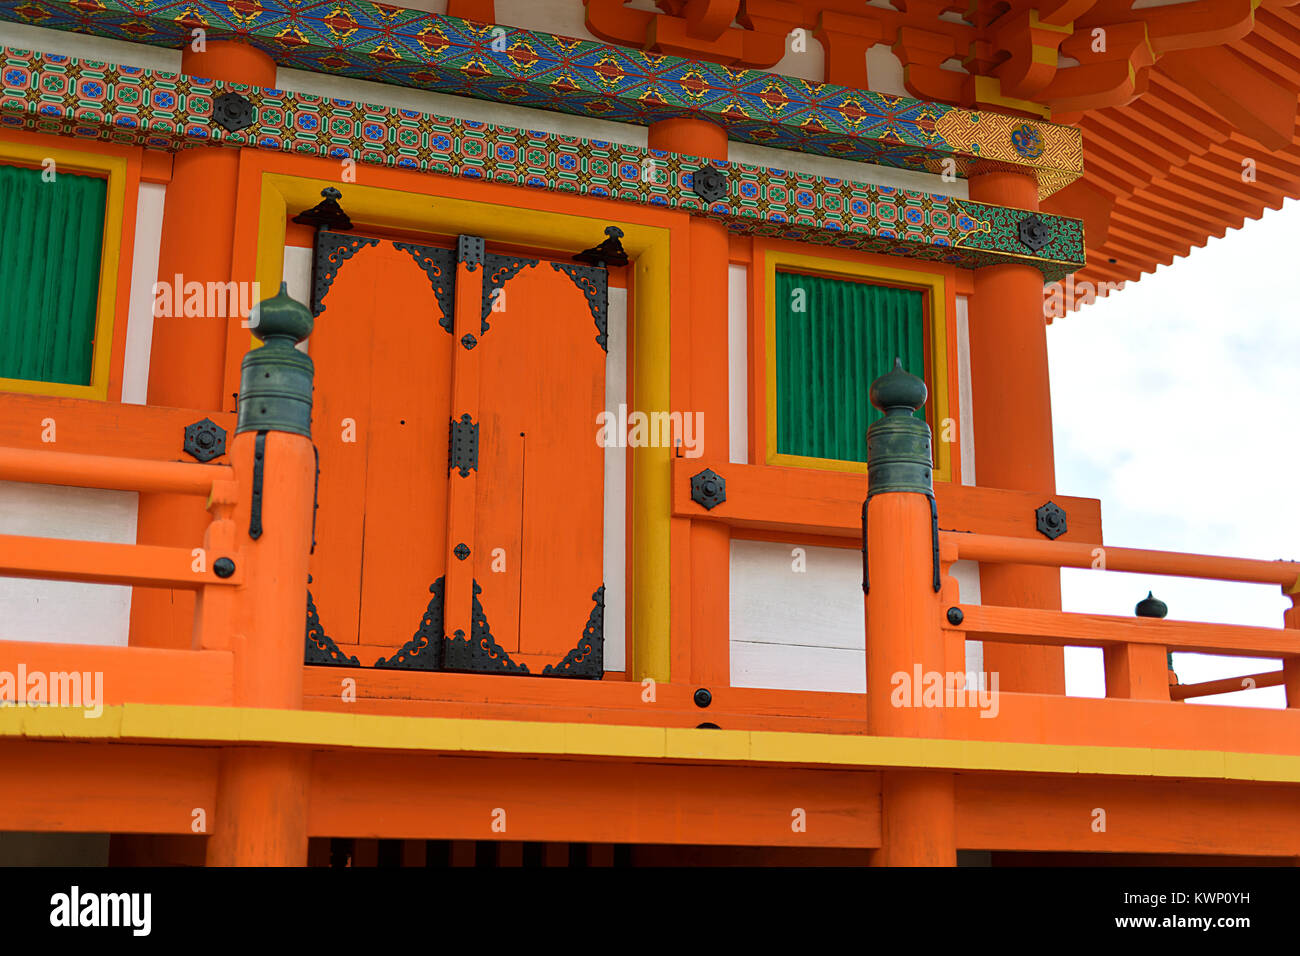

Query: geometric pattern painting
<box><xmin>0</xmin><ymin>47</ymin><xmax>1087</xmax><ymax>278</ymax></box>
<box><xmin>0</xmin><ymin>2</ymin><xmax>1083</xmax><ymax>197</ymax></box>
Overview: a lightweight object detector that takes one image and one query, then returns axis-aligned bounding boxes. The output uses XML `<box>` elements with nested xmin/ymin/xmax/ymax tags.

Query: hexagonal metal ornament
<box><xmin>184</xmin><ymin>417</ymin><xmax>227</xmax><ymax>462</ymax></box>
<box><xmin>212</xmin><ymin>92</ymin><xmax>255</xmax><ymax>133</ymax></box>
<box><xmin>691</xmin><ymin>165</ymin><xmax>727</xmax><ymax>203</ymax></box>
<box><xmin>690</xmin><ymin>468</ymin><xmax>726</xmax><ymax>510</ymax></box>
<box><xmin>1017</xmin><ymin>213</ymin><xmax>1052</xmax><ymax>252</ymax></box>
<box><xmin>1035</xmin><ymin>500</ymin><xmax>1068</xmax><ymax>540</ymax></box>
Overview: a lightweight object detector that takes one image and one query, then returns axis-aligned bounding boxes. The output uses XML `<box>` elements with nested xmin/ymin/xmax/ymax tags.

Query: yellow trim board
<box><xmin>0</xmin><ymin>141</ymin><xmax>127</xmax><ymax>401</ymax></box>
<box><xmin>4</xmin><ymin>704</ymin><xmax>1300</xmax><ymax>784</ymax></box>
<box><xmin>253</xmin><ymin>172</ymin><xmax>673</xmax><ymax>682</ymax></box>
<box><xmin>762</xmin><ymin>248</ymin><xmax>952</xmax><ymax>483</ymax></box>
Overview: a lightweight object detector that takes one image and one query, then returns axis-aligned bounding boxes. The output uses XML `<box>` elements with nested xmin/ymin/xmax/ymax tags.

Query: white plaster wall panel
<box><xmin>602</xmin><ymin>287</ymin><xmax>628</xmax><ymax>673</ymax></box>
<box><xmin>121</xmin><ymin>183</ymin><xmax>166</xmax><ymax>405</ymax></box>
<box><xmin>951</xmin><ymin>558</ymin><xmax>984</xmax><ymax>680</ymax></box>
<box><xmin>769</xmin><ymin>28</ymin><xmax>825</xmax><ymax>83</ymax></box>
<box><xmin>730</xmin><ymin>539</ymin><xmax>864</xmax><ymax>692</ymax></box>
<box><xmin>865</xmin><ymin>44</ymin><xmax>908</xmax><ymax>97</ymax></box>
<box><xmin>495</xmin><ymin>0</ymin><xmax>596</xmax><ymax>41</ymax></box>
<box><xmin>728</xmin><ymin>142</ymin><xmax>969</xmax><ymax>198</ymax></box>
<box><xmin>727</xmin><ymin>262</ymin><xmax>749</xmax><ymax>464</ymax></box>
<box><xmin>956</xmin><ymin>294</ymin><xmax>975</xmax><ymax>485</ymax></box>
<box><xmin>0</xmin><ymin>24</ymin><xmax>180</xmax><ymax>71</ymax></box>
<box><xmin>0</xmin><ymin>482</ymin><xmax>138</xmax><ymax>646</ymax></box>
<box><xmin>281</xmin><ymin>243</ymin><xmax>313</xmax><ymax>355</ymax></box>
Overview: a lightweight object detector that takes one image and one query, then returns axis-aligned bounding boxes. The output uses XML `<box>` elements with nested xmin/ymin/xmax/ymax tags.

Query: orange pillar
<box><xmin>967</xmin><ymin>170</ymin><xmax>1065</xmax><ymax>694</ymax></box>
<box><xmin>130</xmin><ymin>42</ymin><xmax>277</xmax><ymax>650</ymax></box>
<box><xmin>1284</xmin><ymin>595</ymin><xmax>1300</xmax><ymax>708</ymax></box>
<box><xmin>863</xmin><ymin>362</ymin><xmax>956</xmax><ymax>866</ymax></box>
<box><xmin>648</xmin><ymin>118</ymin><xmax>731</xmax><ymax>687</ymax></box>
<box><xmin>205</xmin><ymin>287</ymin><xmax>315</xmax><ymax>866</ymax></box>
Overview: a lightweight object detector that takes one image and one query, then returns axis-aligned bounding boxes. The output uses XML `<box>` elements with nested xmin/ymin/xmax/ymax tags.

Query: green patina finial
<box><xmin>236</xmin><ymin>282</ymin><xmax>315</xmax><ymax>437</ymax></box>
<box><xmin>865</xmin><ymin>357</ymin><xmax>933</xmax><ymax>497</ymax></box>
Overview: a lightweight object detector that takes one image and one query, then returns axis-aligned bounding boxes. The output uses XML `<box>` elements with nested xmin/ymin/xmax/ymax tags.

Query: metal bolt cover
<box><xmin>946</xmin><ymin>606</ymin><xmax>964</xmax><ymax>626</ymax></box>
<box><xmin>693</xmin><ymin>688</ymin><xmax>712</xmax><ymax>708</ymax></box>
<box><xmin>213</xmin><ymin>557</ymin><xmax>236</xmax><ymax>579</ymax></box>
<box><xmin>1017</xmin><ymin>213</ymin><xmax>1053</xmax><ymax>252</ymax></box>
<box><xmin>183</xmin><ymin>417</ymin><xmax>227</xmax><ymax>462</ymax></box>
<box><xmin>1035</xmin><ymin>500</ymin><xmax>1068</xmax><ymax>540</ymax></box>
<box><xmin>212</xmin><ymin>92</ymin><xmax>255</xmax><ymax>133</ymax></box>
<box><xmin>454</xmin><ymin>543</ymin><xmax>470</xmax><ymax>561</ymax></box>
<box><xmin>690</xmin><ymin>468</ymin><xmax>726</xmax><ymax>510</ymax></box>
<box><xmin>691</xmin><ymin>165</ymin><xmax>727</xmax><ymax>203</ymax></box>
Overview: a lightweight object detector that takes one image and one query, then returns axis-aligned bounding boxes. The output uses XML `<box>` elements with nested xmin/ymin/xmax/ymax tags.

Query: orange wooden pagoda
<box><xmin>0</xmin><ymin>0</ymin><xmax>1297</xmax><ymax>867</ymax></box>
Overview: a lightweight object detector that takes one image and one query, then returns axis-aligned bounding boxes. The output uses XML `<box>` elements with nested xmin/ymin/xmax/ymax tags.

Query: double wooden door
<box><xmin>304</xmin><ymin>230</ymin><xmax>607</xmax><ymax>678</ymax></box>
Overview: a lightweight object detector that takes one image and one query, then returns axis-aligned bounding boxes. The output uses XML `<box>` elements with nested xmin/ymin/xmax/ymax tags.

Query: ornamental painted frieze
<box><xmin>0</xmin><ymin>48</ymin><xmax>1086</xmax><ymax>279</ymax></box>
<box><xmin>0</xmin><ymin>2</ymin><xmax>1082</xmax><ymax>197</ymax></box>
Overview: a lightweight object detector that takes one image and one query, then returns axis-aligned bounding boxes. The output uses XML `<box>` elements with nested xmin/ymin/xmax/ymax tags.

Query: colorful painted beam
<box><xmin>0</xmin><ymin>48</ymin><xmax>1086</xmax><ymax>278</ymax></box>
<box><xmin>0</xmin><ymin>2</ymin><xmax>1082</xmax><ymax>196</ymax></box>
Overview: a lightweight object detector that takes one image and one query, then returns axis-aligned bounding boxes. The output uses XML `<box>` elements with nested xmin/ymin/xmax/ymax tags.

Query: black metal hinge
<box><xmin>249</xmin><ymin>431</ymin><xmax>267</xmax><ymax>540</ymax></box>
<box><xmin>448</xmin><ymin>414</ymin><xmax>479</xmax><ymax>477</ymax></box>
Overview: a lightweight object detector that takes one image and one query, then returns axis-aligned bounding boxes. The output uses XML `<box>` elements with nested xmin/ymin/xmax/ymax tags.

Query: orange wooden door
<box><xmin>458</xmin><ymin>254</ymin><xmax>607</xmax><ymax>677</ymax></box>
<box><xmin>307</xmin><ymin>233</ymin><xmax>455</xmax><ymax>662</ymax></box>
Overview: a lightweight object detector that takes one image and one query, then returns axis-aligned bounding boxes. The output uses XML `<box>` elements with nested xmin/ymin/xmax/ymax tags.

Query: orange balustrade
<box><xmin>0</xmin><ymin>446</ymin><xmax>232</xmax><ymax>496</ymax></box>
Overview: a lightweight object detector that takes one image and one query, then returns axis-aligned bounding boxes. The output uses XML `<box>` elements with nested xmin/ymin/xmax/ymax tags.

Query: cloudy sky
<box><xmin>1049</xmin><ymin>200</ymin><xmax>1300</xmax><ymax>705</ymax></box>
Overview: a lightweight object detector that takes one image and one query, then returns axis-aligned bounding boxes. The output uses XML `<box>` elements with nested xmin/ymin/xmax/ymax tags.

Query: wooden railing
<box><xmin>939</xmin><ymin>531</ymin><xmax>1300</xmax><ymax>705</ymax></box>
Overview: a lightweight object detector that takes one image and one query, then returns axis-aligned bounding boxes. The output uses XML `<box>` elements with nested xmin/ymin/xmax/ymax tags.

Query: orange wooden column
<box><xmin>206</xmin><ymin>286</ymin><xmax>315</xmax><ymax>867</ymax></box>
<box><xmin>1285</xmin><ymin>594</ymin><xmax>1300</xmax><ymax>708</ymax></box>
<box><xmin>862</xmin><ymin>362</ymin><xmax>956</xmax><ymax>866</ymax></box>
<box><xmin>132</xmin><ymin>42</ymin><xmax>277</xmax><ymax>651</ymax></box>
<box><xmin>648</xmin><ymin>119</ymin><xmax>731</xmax><ymax>686</ymax></box>
<box><xmin>966</xmin><ymin>170</ymin><xmax>1065</xmax><ymax>695</ymax></box>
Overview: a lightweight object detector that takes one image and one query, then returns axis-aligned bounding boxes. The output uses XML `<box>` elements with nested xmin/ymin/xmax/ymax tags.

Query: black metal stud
<box><xmin>574</xmin><ymin>225</ymin><xmax>629</xmax><ymax>267</ymax></box>
<box><xmin>946</xmin><ymin>606</ymin><xmax>964</xmax><ymax>626</ymax></box>
<box><xmin>1035</xmin><ymin>500</ymin><xmax>1068</xmax><ymax>539</ymax></box>
<box><xmin>212</xmin><ymin>91</ymin><xmax>255</xmax><ymax>133</ymax></box>
<box><xmin>691</xmin><ymin>165</ymin><xmax>727</xmax><ymax>203</ymax></box>
<box><xmin>693</xmin><ymin>688</ymin><xmax>712</xmax><ymax>708</ymax></box>
<box><xmin>461</xmin><ymin>333</ymin><xmax>477</xmax><ymax>350</ymax></box>
<box><xmin>1135</xmin><ymin>591</ymin><xmax>1168</xmax><ymax>619</ymax></box>
<box><xmin>1018</xmin><ymin>213</ymin><xmax>1053</xmax><ymax>252</ymax></box>
<box><xmin>690</xmin><ymin>468</ymin><xmax>726</xmax><ymax>510</ymax></box>
<box><xmin>292</xmin><ymin>187</ymin><xmax>353</xmax><ymax>231</ymax></box>
<box><xmin>183</xmin><ymin>417</ymin><xmax>226</xmax><ymax>462</ymax></box>
<box><xmin>454</xmin><ymin>543</ymin><xmax>470</xmax><ymax>561</ymax></box>
<box><xmin>213</xmin><ymin>557</ymin><xmax>236</xmax><ymax>579</ymax></box>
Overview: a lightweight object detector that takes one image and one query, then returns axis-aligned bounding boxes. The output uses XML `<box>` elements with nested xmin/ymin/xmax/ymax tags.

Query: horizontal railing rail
<box><xmin>0</xmin><ymin>446</ymin><xmax>232</xmax><ymax>497</ymax></box>
<box><xmin>1169</xmin><ymin>670</ymin><xmax>1286</xmax><ymax>701</ymax></box>
<box><xmin>0</xmin><ymin>534</ymin><xmax>241</xmax><ymax>588</ymax></box>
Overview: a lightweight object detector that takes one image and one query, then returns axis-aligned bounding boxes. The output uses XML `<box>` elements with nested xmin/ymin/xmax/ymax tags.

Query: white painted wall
<box><xmin>956</xmin><ymin>293</ymin><xmax>975</xmax><ymax>486</ymax></box>
<box><xmin>730</xmin><ymin>539</ymin><xmax>982</xmax><ymax>692</ymax></box>
<box><xmin>603</xmin><ymin>287</ymin><xmax>628</xmax><ymax>672</ymax></box>
<box><xmin>730</xmin><ymin>141</ymin><xmax>967</xmax><ymax>197</ymax></box>
<box><xmin>121</xmin><ymin>183</ymin><xmax>166</xmax><ymax>405</ymax></box>
<box><xmin>0</xmin><ymin>482</ymin><xmax>138</xmax><ymax>646</ymax></box>
<box><xmin>727</xmin><ymin>262</ymin><xmax>749</xmax><ymax>465</ymax></box>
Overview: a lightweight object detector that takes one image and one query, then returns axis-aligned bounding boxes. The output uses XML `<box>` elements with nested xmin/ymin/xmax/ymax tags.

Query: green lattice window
<box><xmin>774</xmin><ymin>270</ymin><xmax>926</xmax><ymax>463</ymax></box>
<box><xmin>0</xmin><ymin>162</ymin><xmax>107</xmax><ymax>386</ymax></box>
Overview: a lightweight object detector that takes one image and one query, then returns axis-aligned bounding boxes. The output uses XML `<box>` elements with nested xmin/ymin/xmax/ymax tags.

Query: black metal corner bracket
<box><xmin>550</xmin><ymin>262</ymin><xmax>609</xmax><ymax>352</ymax></box>
<box><xmin>305</xmin><ymin>584</ymin><xmax>360</xmax><ymax>667</ymax></box>
<box><xmin>448</xmin><ymin>414</ymin><xmax>479</xmax><ymax>477</ymax></box>
<box><xmin>442</xmin><ymin>581</ymin><xmax>530</xmax><ymax>675</ymax></box>
<box><xmin>182</xmin><ymin>417</ymin><xmax>226</xmax><ymax>462</ymax></box>
<box><xmin>292</xmin><ymin>187</ymin><xmax>353</xmax><ymax>231</ymax></box>
<box><xmin>481</xmin><ymin>253</ymin><xmax>539</xmax><ymax>333</ymax></box>
<box><xmin>311</xmin><ymin>232</ymin><xmax>379</xmax><ymax>317</ymax></box>
<box><xmin>393</xmin><ymin>241</ymin><xmax>455</xmax><ymax>334</ymax></box>
<box><xmin>374</xmin><ymin>577</ymin><xmax>446</xmax><ymax>670</ymax></box>
<box><xmin>574</xmin><ymin>226</ymin><xmax>629</xmax><ymax>268</ymax></box>
<box><xmin>542</xmin><ymin>586</ymin><xmax>605</xmax><ymax>679</ymax></box>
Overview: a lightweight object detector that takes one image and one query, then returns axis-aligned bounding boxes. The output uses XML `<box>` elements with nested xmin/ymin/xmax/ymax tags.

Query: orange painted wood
<box><xmin>443</xmin><ymin>257</ymin><xmax>483</xmax><ymax>643</ymax></box>
<box><xmin>1170</xmin><ymin>669</ymin><xmax>1285</xmax><ymax>701</ymax></box>
<box><xmin>671</xmin><ymin>459</ymin><xmax>1103</xmax><ymax>540</ymax></box>
<box><xmin>309</xmin><ymin>239</ymin><xmax>452</xmax><ymax>651</ymax></box>
<box><xmin>950</xmin><ymin>532</ymin><xmax>1300</xmax><ymax>587</ymax></box>
<box><xmin>0</xmin><ymin>395</ymin><xmax>235</xmax><ymax>460</ymax></box>
<box><xmin>0</xmin><ymin>446</ymin><xmax>231</xmax><ymax>495</ymax></box>
<box><xmin>0</xmin><ymin>534</ymin><xmax>240</xmax><ymax>588</ymax></box>
<box><xmin>957</xmin><ymin>775</ymin><xmax>1300</xmax><ymax>856</ymax></box>
<box><xmin>0</xmin><ymin>741</ymin><xmax>217</xmax><ymax>834</ymax></box>
<box><xmin>874</xmin><ymin>771</ymin><xmax>956</xmax><ymax>866</ymax></box>
<box><xmin>1104</xmin><ymin>643</ymin><xmax>1170</xmax><ymax>701</ymax></box>
<box><xmin>473</xmin><ymin>258</ymin><xmax>605</xmax><ymax>664</ymax></box>
<box><xmin>307</xmin><ymin>751</ymin><xmax>882</xmax><ymax>847</ymax></box>
<box><xmin>207</xmin><ymin>748</ymin><xmax>310</xmax><ymax>866</ymax></box>
<box><xmin>0</xmin><ymin>641</ymin><xmax>233</xmax><ymax>705</ymax></box>
<box><xmin>952</xmin><ymin>604</ymin><xmax>1299</xmax><ymax>658</ymax></box>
